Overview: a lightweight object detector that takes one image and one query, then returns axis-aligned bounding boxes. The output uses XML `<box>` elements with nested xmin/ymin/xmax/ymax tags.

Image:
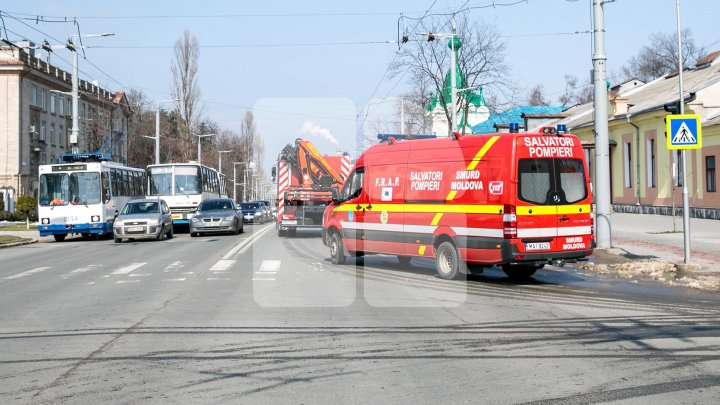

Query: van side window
<box><xmin>342</xmin><ymin>169</ymin><xmax>364</xmax><ymax>200</ymax></box>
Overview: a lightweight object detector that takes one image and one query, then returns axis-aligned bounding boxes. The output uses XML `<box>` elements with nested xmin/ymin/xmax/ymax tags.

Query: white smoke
<box><xmin>300</xmin><ymin>121</ymin><xmax>338</xmax><ymax>146</ymax></box>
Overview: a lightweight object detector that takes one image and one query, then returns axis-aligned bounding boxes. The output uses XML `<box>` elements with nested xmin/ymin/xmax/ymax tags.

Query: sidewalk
<box><xmin>584</xmin><ymin>212</ymin><xmax>720</xmax><ymax>291</ymax></box>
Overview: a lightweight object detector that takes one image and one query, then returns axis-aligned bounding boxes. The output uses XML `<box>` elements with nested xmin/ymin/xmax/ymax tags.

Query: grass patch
<box><xmin>0</xmin><ymin>235</ymin><xmax>30</xmax><ymax>245</ymax></box>
<box><xmin>0</xmin><ymin>224</ymin><xmax>38</xmax><ymax>231</ymax></box>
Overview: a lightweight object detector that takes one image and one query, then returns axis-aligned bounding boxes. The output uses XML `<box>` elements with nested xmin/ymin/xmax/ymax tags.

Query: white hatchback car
<box><xmin>113</xmin><ymin>199</ymin><xmax>173</xmax><ymax>243</ymax></box>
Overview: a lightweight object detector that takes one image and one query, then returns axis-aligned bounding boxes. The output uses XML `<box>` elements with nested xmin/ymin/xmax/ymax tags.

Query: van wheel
<box><xmin>330</xmin><ymin>232</ymin><xmax>346</xmax><ymax>265</ymax></box>
<box><xmin>502</xmin><ymin>264</ymin><xmax>538</xmax><ymax>280</ymax></box>
<box><xmin>53</xmin><ymin>234</ymin><xmax>66</xmax><ymax>242</ymax></box>
<box><xmin>435</xmin><ymin>241</ymin><xmax>463</xmax><ymax>279</ymax></box>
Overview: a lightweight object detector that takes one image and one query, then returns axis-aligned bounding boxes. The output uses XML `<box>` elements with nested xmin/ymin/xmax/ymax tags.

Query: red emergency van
<box><xmin>322</xmin><ymin>127</ymin><xmax>594</xmax><ymax>279</ymax></box>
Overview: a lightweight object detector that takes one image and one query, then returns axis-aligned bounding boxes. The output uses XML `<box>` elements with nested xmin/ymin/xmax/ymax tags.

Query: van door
<box><xmin>516</xmin><ymin>157</ymin><xmax>590</xmax><ymax>253</ymax></box>
<box><xmin>336</xmin><ymin>168</ymin><xmax>366</xmax><ymax>254</ymax></box>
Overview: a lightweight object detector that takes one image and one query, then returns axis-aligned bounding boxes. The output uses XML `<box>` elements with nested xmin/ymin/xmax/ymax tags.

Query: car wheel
<box><xmin>330</xmin><ymin>232</ymin><xmax>346</xmax><ymax>265</ymax></box>
<box><xmin>114</xmin><ymin>236</ymin><xmax>122</xmax><ymax>243</ymax></box>
<box><xmin>435</xmin><ymin>241</ymin><xmax>464</xmax><ymax>280</ymax></box>
<box><xmin>190</xmin><ymin>232</ymin><xmax>197</xmax><ymax>237</ymax></box>
<box><xmin>53</xmin><ymin>234</ymin><xmax>66</xmax><ymax>242</ymax></box>
<box><xmin>156</xmin><ymin>229</ymin><xmax>165</xmax><ymax>241</ymax></box>
<box><xmin>167</xmin><ymin>225</ymin><xmax>174</xmax><ymax>240</ymax></box>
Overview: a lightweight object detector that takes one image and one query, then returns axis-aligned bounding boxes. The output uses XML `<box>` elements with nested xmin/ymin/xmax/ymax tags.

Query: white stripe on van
<box><xmin>340</xmin><ymin>222</ymin><xmax>503</xmax><ymax>238</ymax></box>
<box><xmin>517</xmin><ymin>226</ymin><xmax>592</xmax><ymax>238</ymax></box>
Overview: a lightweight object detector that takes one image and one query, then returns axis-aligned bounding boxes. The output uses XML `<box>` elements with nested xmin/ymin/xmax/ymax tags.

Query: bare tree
<box><xmin>621</xmin><ymin>29</ymin><xmax>702</xmax><ymax>82</ymax></box>
<box><xmin>527</xmin><ymin>84</ymin><xmax>549</xmax><ymax>106</ymax></box>
<box><xmin>394</xmin><ymin>14</ymin><xmax>514</xmax><ymax>134</ymax></box>
<box><xmin>171</xmin><ymin>30</ymin><xmax>204</xmax><ymax>161</ymax></box>
<box><xmin>558</xmin><ymin>75</ymin><xmax>593</xmax><ymax>106</ymax></box>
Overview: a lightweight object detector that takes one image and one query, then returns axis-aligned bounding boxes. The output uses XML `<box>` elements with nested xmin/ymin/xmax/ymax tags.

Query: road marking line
<box><xmin>129</xmin><ymin>273</ymin><xmax>152</xmax><ymax>277</ymax></box>
<box><xmin>181</xmin><ymin>272</ymin><xmax>195</xmax><ymax>275</ymax></box>
<box><xmin>252</xmin><ymin>277</ymin><xmax>276</xmax><ymax>281</ymax></box>
<box><xmin>87</xmin><ymin>282</ymin><xmax>96</xmax><ymax>285</ymax></box>
<box><xmin>222</xmin><ymin>224</ymin><xmax>273</xmax><ymax>259</ymax></box>
<box><xmin>111</xmin><ymin>263</ymin><xmax>146</xmax><ymax>275</ymax></box>
<box><xmin>259</xmin><ymin>260</ymin><xmax>281</xmax><ymax>272</ymax></box>
<box><xmin>207</xmin><ymin>277</ymin><xmax>230</xmax><ymax>281</ymax></box>
<box><xmin>162</xmin><ymin>278</ymin><xmax>186</xmax><ymax>281</ymax></box>
<box><xmin>4</xmin><ymin>267</ymin><xmax>52</xmax><ymax>280</ymax></box>
<box><xmin>210</xmin><ymin>260</ymin><xmax>236</xmax><ymax>271</ymax></box>
<box><xmin>116</xmin><ymin>280</ymin><xmax>141</xmax><ymax>284</ymax></box>
<box><xmin>255</xmin><ymin>271</ymin><xmax>277</xmax><ymax>275</ymax></box>
<box><xmin>163</xmin><ymin>261</ymin><xmax>188</xmax><ymax>272</ymax></box>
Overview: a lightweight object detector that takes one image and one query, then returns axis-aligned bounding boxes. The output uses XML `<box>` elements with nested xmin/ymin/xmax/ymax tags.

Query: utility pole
<box><xmin>218</xmin><ymin>150</ymin><xmax>231</xmax><ymax>174</ymax></box>
<box><xmin>592</xmin><ymin>0</ymin><xmax>612</xmax><ymax>249</ymax></box>
<box><xmin>676</xmin><ymin>0</ymin><xmax>691</xmax><ymax>263</ymax></box>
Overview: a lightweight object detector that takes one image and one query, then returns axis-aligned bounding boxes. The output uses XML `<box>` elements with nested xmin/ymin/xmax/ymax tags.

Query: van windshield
<box><xmin>518</xmin><ymin>158</ymin><xmax>586</xmax><ymax>205</ymax></box>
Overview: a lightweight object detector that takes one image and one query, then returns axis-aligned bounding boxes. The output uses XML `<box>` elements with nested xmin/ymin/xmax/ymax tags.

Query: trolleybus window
<box><xmin>39</xmin><ymin>172</ymin><xmax>100</xmax><ymax>205</ymax></box>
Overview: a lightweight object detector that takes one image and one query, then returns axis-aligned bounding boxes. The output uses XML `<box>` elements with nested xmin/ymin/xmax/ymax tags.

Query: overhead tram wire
<box><xmin>1</xmin><ymin>10</ymin><xmax>414</xmax><ymax>20</ymax></box>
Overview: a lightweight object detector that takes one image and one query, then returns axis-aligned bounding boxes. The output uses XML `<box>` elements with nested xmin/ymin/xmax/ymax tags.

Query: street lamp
<box><xmin>218</xmin><ymin>150</ymin><xmax>232</xmax><ymax>174</ymax></box>
<box><xmin>195</xmin><ymin>133</ymin><xmax>216</xmax><ymax>164</ymax></box>
<box><xmin>142</xmin><ymin>98</ymin><xmax>179</xmax><ymax>164</ymax></box>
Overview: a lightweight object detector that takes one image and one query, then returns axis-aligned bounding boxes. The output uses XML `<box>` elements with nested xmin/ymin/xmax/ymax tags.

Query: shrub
<box><xmin>16</xmin><ymin>195</ymin><xmax>37</xmax><ymax>221</ymax></box>
<box><xmin>0</xmin><ymin>211</ymin><xmax>16</xmax><ymax>221</ymax></box>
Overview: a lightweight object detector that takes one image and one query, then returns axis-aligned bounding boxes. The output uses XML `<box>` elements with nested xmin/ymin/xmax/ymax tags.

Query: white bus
<box><xmin>146</xmin><ymin>162</ymin><xmax>227</xmax><ymax>225</ymax></box>
<box><xmin>38</xmin><ymin>153</ymin><xmax>146</xmax><ymax>241</ymax></box>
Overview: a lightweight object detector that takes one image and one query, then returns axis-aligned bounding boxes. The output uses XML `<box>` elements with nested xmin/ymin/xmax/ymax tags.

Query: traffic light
<box><xmin>663</xmin><ymin>100</ymin><xmax>681</xmax><ymax>114</ymax></box>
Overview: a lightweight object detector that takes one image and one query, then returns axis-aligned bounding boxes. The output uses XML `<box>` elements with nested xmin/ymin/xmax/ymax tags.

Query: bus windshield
<box><xmin>148</xmin><ymin>166</ymin><xmax>201</xmax><ymax>195</ymax></box>
<box><xmin>39</xmin><ymin>172</ymin><xmax>101</xmax><ymax>206</ymax></box>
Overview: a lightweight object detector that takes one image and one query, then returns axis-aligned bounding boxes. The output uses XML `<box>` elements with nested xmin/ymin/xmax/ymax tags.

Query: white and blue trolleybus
<box><xmin>146</xmin><ymin>162</ymin><xmax>227</xmax><ymax>225</ymax></box>
<box><xmin>38</xmin><ymin>153</ymin><xmax>146</xmax><ymax>241</ymax></box>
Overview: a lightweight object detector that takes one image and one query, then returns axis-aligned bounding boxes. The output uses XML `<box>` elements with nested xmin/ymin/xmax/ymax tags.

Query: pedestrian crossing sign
<box><xmin>667</xmin><ymin>114</ymin><xmax>702</xmax><ymax>150</ymax></box>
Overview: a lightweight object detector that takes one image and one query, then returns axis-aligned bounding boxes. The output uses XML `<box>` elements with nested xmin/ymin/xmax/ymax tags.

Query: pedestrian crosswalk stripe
<box><xmin>209</xmin><ymin>260</ymin><xmax>235</xmax><ymax>271</ymax></box>
<box><xmin>4</xmin><ymin>267</ymin><xmax>51</xmax><ymax>280</ymax></box>
<box><xmin>112</xmin><ymin>263</ymin><xmax>146</xmax><ymax>275</ymax></box>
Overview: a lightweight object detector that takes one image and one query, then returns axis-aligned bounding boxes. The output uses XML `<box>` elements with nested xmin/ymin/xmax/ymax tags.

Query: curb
<box><xmin>0</xmin><ymin>239</ymin><xmax>37</xmax><ymax>249</ymax></box>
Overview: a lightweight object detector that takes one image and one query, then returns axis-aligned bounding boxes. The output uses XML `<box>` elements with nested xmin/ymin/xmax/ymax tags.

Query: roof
<box><xmin>557</xmin><ymin>53</ymin><xmax>720</xmax><ymax>130</ymax></box>
<box><xmin>472</xmin><ymin>106</ymin><xmax>566</xmax><ymax>133</ymax></box>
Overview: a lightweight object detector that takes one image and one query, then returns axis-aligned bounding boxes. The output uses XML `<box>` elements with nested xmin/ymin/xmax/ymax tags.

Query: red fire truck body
<box><xmin>322</xmin><ymin>129</ymin><xmax>594</xmax><ymax>279</ymax></box>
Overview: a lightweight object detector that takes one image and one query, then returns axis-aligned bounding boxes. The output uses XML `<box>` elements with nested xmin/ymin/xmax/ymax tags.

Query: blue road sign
<box><xmin>666</xmin><ymin>114</ymin><xmax>702</xmax><ymax>150</ymax></box>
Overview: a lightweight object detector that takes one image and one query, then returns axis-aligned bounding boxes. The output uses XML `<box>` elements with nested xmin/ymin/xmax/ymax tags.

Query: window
<box><xmin>40</xmin><ymin>121</ymin><xmax>46</xmax><ymax>141</ymax></box>
<box><xmin>50</xmin><ymin>93</ymin><xmax>56</xmax><ymax>114</ymax></box>
<box><xmin>518</xmin><ymin>158</ymin><xmax>587</xmax><ymax>205</ymax></box>
<box><xmin>31</xmin><ymin>85</ymin><xmax>38</xmax><ymax>106</ymax></box>
<box><xmin>673</xmin><ymin>151</ymin><xmax>683</xmax><ymax>187</ymax></box>
<box><xmin>706</xmin><ymin>156</ymin><xmax>716</xmax><ymax>193</ymax></box>
<box><xmin>646</xmin><ymin>139</ymin><xmax>656</xmax><ymax>188</ymax></box>
<box><xmin>66</xmin><ymin>97</ymin><xmax>72</xmax><ymax>117</ymax></box>
<box><xmin>624</xmin><ymin>142</ymin><xmax>632</xmax><ymax>188</ymax></box>
<box><xmin>59</xmin><ymin>96</ymin><xmax>64</xmax><ymax>116</ymax></box>
<box><xmin>59</xmin><ymin>126</ymin><xmax>64</xmax><ymax>147</ymax></box>
<box><xmin>342</xmin><ymin>168</ymin><xmax>364</xmax><ymax>201</ymax></box>
<box><xmin>50</xmin><ymin>123</ymin><xmax>56</xmax><ymax>145</ymax></box>
<box><xmin>41</xmin><ymin>89</ymin><xmax>47</xmax><ymax>111</ymax></box>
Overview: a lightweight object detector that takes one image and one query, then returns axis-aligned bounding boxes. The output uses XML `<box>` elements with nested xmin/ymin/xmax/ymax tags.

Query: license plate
<box><xmin>127</xmin><ymin>226</ymin><xmax>143</xmax><ymax>232</ymax></box>
<box><xmin>525</xmin><ymin>242</ymin><xmax>550</xmax><ymax>251</ymax></box>
<box><xmin>283</xmin><ymin>220</ymin><xmax>297</xmax><ymax>225</ymax></box>
<box><xmin>172</xmin><ymin>214</ymin><xmax>181</xmax><ymax>219</ymax></box>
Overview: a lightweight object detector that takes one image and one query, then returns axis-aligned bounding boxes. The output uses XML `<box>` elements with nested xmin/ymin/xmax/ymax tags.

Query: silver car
<box><xmin>190</xmin><ymin>198</ymin><xmax>243</xmax><ymax>237</ymax></box>
<box><xmin>113</xmin><ymin>199</ymin><xmax>173</xmax><ymax>243</ymax></box>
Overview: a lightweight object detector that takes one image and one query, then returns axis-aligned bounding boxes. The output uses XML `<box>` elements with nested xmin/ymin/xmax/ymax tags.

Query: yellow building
<box><xmin>557</xmin><ymin>51</ymin><xmax>720</xmax><ymax>218</ymax></box>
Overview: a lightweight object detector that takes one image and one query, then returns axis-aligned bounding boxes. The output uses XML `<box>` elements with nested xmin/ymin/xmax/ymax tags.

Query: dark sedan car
<box><xmin>190</xmin><ymin>198</ymin><xmax>243</xmax><ymax>237</ymax></box>
<box><xmin>240</xmin><ymin>202</ymin><xmax>265</xmax><ymax>224</ymax></box>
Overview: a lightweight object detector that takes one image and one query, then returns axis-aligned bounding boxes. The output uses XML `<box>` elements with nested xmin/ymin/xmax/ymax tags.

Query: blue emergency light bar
<box><xmin>377</xmin><ymin>134</ymin><xmax>437</xmax><ymax>141</ymax></box>
<box><xmin>509</xmin><ymin>123</ymin><xmax>520</xmax><ymax>133</ymax></box>
<box><xmin>556</xmin><ymin>124</ymin><xmax>567</xmax><ymax>135</ymax></box>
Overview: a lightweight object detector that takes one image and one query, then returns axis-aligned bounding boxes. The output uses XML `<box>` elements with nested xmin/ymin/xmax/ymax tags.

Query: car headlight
<box><xmin>148</xmin><ymin>217</ymin><xmax>160</xmax><ymax>225</ymax></box>
<box><xmin>114</xmin><ymin>218</ymin><xmax>122</xmax><ymax>226</ymax></box>
<box><xmin>191</xmin><ymin>217</ymin><xmax>201</xmax><ymax>223</ymax></box>
<box><xmin>224</xmin><ymin>216</ymin><xmax>235</xmax><ymax>221</ymax></box>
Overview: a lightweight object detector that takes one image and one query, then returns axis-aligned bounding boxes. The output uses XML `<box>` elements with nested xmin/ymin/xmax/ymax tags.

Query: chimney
<box><xmin>609</xmin><ymin>92</ymin><xmax>629</xmax><ymax>115</ymax></box>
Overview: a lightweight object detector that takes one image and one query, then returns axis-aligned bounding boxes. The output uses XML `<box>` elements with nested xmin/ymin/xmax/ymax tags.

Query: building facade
<box><xmin>0</xmin><ymin>41</ymin><xmax>132</xmax><ymax>211</ymax></box>
<box><xmin>556</xmin><ymin>51</ymin><xmax>720</xmax><ymax>218</ymax></box>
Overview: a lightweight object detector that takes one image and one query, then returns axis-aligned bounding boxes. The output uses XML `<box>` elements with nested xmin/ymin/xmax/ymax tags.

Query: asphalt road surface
<box><xmin>1</xmin><ymin>225</ymin><xmax>719</xmax><ymax>403</ymax></box>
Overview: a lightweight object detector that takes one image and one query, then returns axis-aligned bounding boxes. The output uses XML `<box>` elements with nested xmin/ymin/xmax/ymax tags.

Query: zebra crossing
<box><xmin>0</xmin><ymin>258</ymin><xmax>288</xmax><ymax>285</ymax></box>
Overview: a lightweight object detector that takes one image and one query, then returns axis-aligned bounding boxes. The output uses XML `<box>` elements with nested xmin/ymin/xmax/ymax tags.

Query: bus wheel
<box><xmin>501</xmin><ymin>264</ymin><xmax>538</xmax><ymax>280</ymax></box>
<box><xmin>330</xmin><ymin>232</ymin><xmax>346</xmax><ymax>265</ymax></box>
<box><xmin>114</xmin><ymin>237</ymin><xmax>122</xmax><ymax>243</ymax></box>
<box><xmin>435</xmin><ymin>241</ymin><xmax>463</xmax><ymax>280</ymax></box>
<box><xmin>53</xmin><ymin>234</ymin><xmax>66</xmax><ymax>242</ymax></box>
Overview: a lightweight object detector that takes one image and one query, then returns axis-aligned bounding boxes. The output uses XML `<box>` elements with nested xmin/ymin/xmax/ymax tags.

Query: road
<box><xmin>1</xmin><ymin>224</ymin><xmax>719</xmax><ymax>403</ymax></box>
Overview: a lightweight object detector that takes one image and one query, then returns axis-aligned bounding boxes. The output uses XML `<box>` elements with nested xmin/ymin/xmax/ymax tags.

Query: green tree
<box><xmin>16</xmin><ymin>195</ymin><xmax>37</xmax><ymax>221</ymax></box>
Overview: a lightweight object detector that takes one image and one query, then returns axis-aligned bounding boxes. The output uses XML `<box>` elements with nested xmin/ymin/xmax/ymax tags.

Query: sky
<box><xmin>3</xmin><ymin>0</ymin><xmax>719</xmax><ymax>174</ymax></box>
